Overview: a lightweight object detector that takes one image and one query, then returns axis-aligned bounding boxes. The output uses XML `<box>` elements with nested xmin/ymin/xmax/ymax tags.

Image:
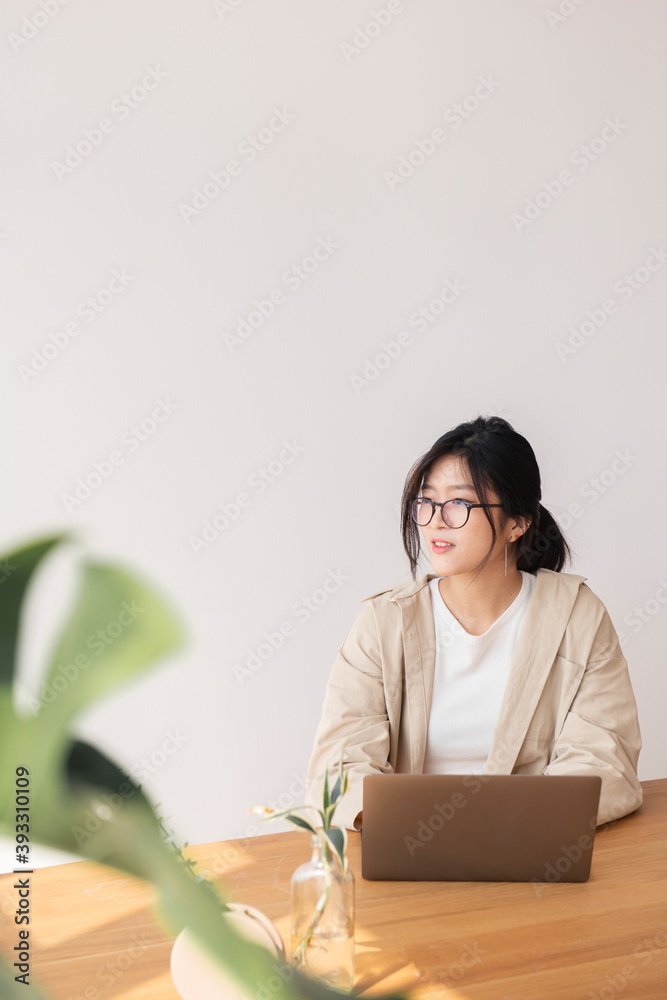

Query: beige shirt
<box><xmin>305</xmin><ymin>568</ymin><xmax>643</xmax><ymax>829</ymax></box>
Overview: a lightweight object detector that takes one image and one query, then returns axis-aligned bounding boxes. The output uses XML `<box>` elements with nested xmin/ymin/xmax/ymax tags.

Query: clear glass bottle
<box><xmin>290</xmin><ymin>831</ymin><xmax>355</xmax><ymax>989</ymax></box>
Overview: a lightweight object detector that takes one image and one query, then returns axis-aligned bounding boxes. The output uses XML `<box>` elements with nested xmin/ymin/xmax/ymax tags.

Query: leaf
<box><xmin>41</xmin><ymin>560</ymin><xmax>185</xmax><ymax>725</ymax></box>
<box><xmin>322</xmin><ymin>825</ymin><xmax>347</xmax><ymax>873</ymax></box>
<box><xmin>0</xmin><ymin>954</ymin><xmax>50</xmax><ymax>1000</ymax></box>
<box><xmin>0</xmin><ymin>534</ymin><xmax>69</xmax><ymax>687</ymax></box>
<box><xmin>323</xmin><ymin>802</ymin><xmax>337</xmax><ymax>828</ymax></box>
<box><xmin>12</xmin><ymin>736</ymin><xmax>161</xmax><ymax>872</ymax></box>
<box><xmin>66</xmin><ymin>738</ymin><xmax>146</xmax><ymax>796</ymax></box>
<box><xmin>281</xmin><ymin>812</ymin><xmax>318</xmax><ymax>835</ymax></box>
<box><xmin>255</xmin><ymin>806</ymin><xmax>319</xmax><ymax>834</ymax></box>
<box><xmin>322</xmin><ymin>766</ymin><xmax>330</xmax><ymax>812</ymax></box>
<box><xmin>330</xmin><ymin>739</ymin><xmax>351</xmax><ymax>807</ymax></box>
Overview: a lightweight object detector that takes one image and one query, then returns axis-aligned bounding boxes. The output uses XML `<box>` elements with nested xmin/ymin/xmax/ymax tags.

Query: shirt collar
<box><xmin>360</xmin><ymin>567</ymin><xmax>588</xmax><ymax>604</ymax></box>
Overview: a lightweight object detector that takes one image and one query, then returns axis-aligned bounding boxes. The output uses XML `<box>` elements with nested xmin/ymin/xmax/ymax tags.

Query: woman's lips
<box><xmin>432</xmin><ymin>540</ymin><xmax>454</xmax><ymax>552</ymax></box>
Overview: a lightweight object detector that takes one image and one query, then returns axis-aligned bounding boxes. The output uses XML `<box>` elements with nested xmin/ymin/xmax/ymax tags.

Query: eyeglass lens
<box><xmin>411</xmin><ymin>499</ymin><xmax>469</xmax><ymax>528</ymax></box>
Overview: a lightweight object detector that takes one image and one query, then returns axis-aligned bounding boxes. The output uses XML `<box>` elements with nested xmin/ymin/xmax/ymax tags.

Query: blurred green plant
<box><xmin>0</xmin><ymin>534</ymin><xmax>407</xmax><ymax>1000</ymax></box>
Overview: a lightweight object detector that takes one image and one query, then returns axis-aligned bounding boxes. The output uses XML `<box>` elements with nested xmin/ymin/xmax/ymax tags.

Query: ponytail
<box><xmin>517</xmin><ymin>503</ymin><xmax>572</xmax><ymax>573</ymax></box>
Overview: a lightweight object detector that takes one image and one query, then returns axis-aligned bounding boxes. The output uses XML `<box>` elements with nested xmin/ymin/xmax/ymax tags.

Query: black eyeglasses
<box><xmin>411</xmin><ymin>497</ymin><xmax>503</xmax><ymax>529</ymax></box>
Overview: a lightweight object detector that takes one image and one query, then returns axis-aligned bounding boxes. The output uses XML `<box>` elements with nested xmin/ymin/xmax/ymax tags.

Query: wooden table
<box><xmin>1</xmin><ymin>779</ymin><xmax>666</xmax><ymax>1000</ymax></box>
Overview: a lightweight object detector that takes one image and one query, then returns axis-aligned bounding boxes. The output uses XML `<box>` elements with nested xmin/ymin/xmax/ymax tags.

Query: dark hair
<box><xmin>400</xmin><ymin>414</ymin><xmax>573</xmax><ymax>581</ymax></box>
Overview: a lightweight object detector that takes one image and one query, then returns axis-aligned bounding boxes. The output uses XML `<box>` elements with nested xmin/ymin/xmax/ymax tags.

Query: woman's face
<box><xmin>417</xmin><ymin>454</ymin><xmax>514</xmax><ymax>578</ymax></box>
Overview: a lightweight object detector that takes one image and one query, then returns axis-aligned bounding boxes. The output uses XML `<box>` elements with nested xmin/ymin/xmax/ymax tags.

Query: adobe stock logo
<box><xmin>529</xmin><ymin>832</ymin><xmax>594</xmax><ymax>894</ymax></box>
<box><xmin>350</xmin><ymin>277</ymin><xmax>468</xmax><ymax>393</ymax></box>
<box><xmin>545</xmin><ymin>0</ymin><xmax>591</xmax><ymax>28</ymax></box>
<box><xmin>234</xmin><ymin>569</ymin><xmax>350</xmax><ymax>684</ymax></box>
<box><xmin>403</xmin><ymin>774</ymin><xmax>491</xmax><ymax>856</ymax></box>
<box><xmin>555</xmin><ymin>245</ymin><xmax>667</xmax><ymax>360</ymax></box>
<box><xmin>384</xmin><ymin>75</ymin><xmax>501</xmax><ymax>191</ymax></box>
<box><xmin>212</xmin><ymin>0</ymin><xmax>249</xmax><ymax>17</ymax></box>
<box><xmin>222</xmin><ymin>237</ymin><xmax>340</xmax><ymax>353</ymax></box>
<box><xmin>18</xmin><ymin>268</ymin><xmax>135</xmax><ymax>383</ymax></box>
<box><xmin>616</xmin><ymin>577</ymin><xmax>667</xmax><ymax>646</ymax></box>
<box><xmin>51</xmin><ymin>67</ymin><xmax>169</xmax><ymax>180</ymax></box>
<box><xmin>189</xmin><ymin>439</ymin><xmax>306</xmax><ymax>554</ymax></box>
<box><xmin>8</xmin><ymin>0</ymin><xmax>75</xmax><ymax>54</ymax></box>
<box><xmin>61</xmin><ymin>396</ymin><xmax>180</xmax><ymax>512</ymax></box>
<box><xmin>511</xmin><ymin>117</ymin><xmax>629</xmax><ymax>232</ymax></box>
<box><xmin>587</xmin><ymin>924</ymin><xmax>667</xmax><ymax>1000</ymax></box>
<box><xmin>339</xmin><ymin>0</ymin><xmax>421</xmax><ymax>63</ymax></box>
<box><xmin>178</xmin><ymin>107</ymin><xmax>296</xmax><ymax>223</ymax></box>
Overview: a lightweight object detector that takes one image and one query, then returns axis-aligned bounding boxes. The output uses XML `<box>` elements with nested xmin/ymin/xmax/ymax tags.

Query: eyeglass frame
<box><xmin>411</xmin><ymin>496</ymin><xmax>504</xmax><ymax>529</ymax></box>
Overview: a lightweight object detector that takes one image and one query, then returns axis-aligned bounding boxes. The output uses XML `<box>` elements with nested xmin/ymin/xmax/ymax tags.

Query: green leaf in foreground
<box><xmin>0</xmin><ymin>535</ymin><xmax>409</xmax><ymax>1000</ymax></box>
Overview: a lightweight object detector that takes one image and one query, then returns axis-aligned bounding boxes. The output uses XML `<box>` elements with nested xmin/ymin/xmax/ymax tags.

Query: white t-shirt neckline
<box><xmin>430</xmin><ymin>571</ymin><xmax>535</xmax><ymax>645</ymax></box>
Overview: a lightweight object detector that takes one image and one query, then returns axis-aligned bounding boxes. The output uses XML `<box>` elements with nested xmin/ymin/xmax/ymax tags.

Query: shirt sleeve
<box><xmin>544</xmin><ymin>607</ymin><xmax>643</xmax><ymax>826</ymax></box>
<box><xmin>305</xmin><ymin>600</ymin><xmax>394</xmax><ymax>831</ymax></box>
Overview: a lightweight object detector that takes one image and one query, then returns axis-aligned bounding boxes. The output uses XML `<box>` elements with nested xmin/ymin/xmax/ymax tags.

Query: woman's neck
<box><xmin>437</xmin><ymin>566</ymin><xmax>524</xmax><ymax>636</ymax></box>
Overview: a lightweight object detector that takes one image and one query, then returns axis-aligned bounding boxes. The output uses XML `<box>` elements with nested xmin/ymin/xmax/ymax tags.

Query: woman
<box><xmin>305</xmin><ymin>415</ymin><xmax>642</xmax><ymax>830</ymax></box>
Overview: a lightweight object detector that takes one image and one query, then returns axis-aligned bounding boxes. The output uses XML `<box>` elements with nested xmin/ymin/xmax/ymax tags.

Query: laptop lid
<box><xmin>361</xmin><ymin>774</ymin><xmax>602</xmax><ymax>882</ymax></box>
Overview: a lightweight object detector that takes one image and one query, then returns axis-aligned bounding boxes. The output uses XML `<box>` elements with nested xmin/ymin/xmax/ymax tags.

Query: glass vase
<box><xmin>290</xmin><ymin>831</ymin><xmax>355</xmax><ymax>989</ymax></box>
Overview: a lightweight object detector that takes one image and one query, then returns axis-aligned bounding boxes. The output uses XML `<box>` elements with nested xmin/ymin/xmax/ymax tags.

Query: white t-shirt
<box><xmin>422</xmin><ymin>571</ymin><xmax>536</xmax><ymax>775</ymax></box>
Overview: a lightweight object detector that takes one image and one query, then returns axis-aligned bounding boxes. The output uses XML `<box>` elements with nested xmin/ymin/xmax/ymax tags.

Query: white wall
<box><xmin>2</xmin><ymin>0</ymin><xmax>666</xmax><ymax>869</ymax></box>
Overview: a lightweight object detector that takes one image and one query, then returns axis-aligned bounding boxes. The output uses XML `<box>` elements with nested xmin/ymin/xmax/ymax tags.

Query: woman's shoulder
<box><xmin>533</xmin><ymin>567</ymin><xmax>616</xmax><ymax>629</ymax></box>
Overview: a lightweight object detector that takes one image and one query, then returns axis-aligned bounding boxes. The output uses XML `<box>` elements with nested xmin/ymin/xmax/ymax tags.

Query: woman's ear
<box><xmin>508</xmin><ymin>515</ymin><xmax>530</xmax><ymax>540</ymax></box>
<box><xmin>517</xmin><ymin>516</ymin><xmax>532</xmax><ymax>538</ymax></box>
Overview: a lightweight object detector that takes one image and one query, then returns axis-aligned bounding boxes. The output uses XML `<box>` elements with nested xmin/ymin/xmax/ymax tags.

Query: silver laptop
<box><xmin>361</xmin><ymin>774</ymin><xmax>602</xmax><ymax>882</ymax></box>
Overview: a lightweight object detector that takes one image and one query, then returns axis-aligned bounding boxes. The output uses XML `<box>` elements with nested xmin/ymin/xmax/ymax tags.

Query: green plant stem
<box><xmin>291</xmin><ymin>877</ymin><xmax>332</xmax><ymax>964</ymax></box>
<box><xmin>292</xmin><ymin>833</ymin><xmax>341</xmax><ymax>966</ymax></box>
